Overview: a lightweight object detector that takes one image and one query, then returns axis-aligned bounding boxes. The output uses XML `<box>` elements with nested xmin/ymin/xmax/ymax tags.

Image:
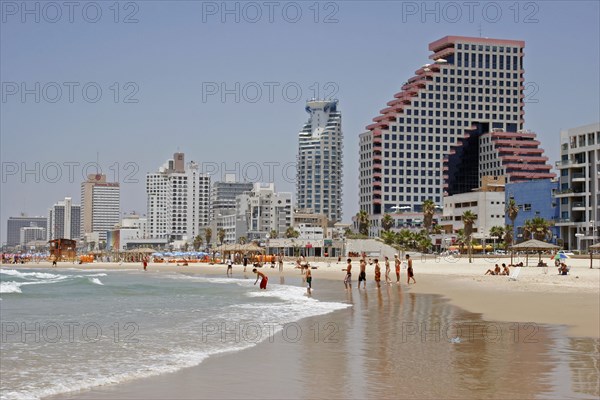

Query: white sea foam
<box><xmin>0</xmin><ymin>281</ymin><xmax>23</xmax><ymax>294</ymax></box>
<box><xmin>88</xmin><ymin>277</ymin><xmax>104</xmax><ymax>285</ymax></box>
<box><xmin>0</xmin><ymin>269</ymin><xmax>64</xmax><ymax>280</ymax></box>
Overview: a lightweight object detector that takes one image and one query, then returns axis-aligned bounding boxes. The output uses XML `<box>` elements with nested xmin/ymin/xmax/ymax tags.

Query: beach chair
<box><xmin>508</xmin><ymin>266</ymin><xmax>521</xmax><ymax>281</ymax></box>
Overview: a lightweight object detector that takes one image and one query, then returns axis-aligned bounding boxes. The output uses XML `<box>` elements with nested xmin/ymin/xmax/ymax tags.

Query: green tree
<box><xmin>422</xmin><ymin>199</ymin><xmax>436</xmax><ymax>233</ymax></box>
<box><xmin>524</xmin><ymin>217</ymin><xmax>552</xmax><ymax>241</ymax></box>
<box><xmin>462</xmin><ymin>210</ymin><xmax>476</xmax><ymax>263</ymax></box>
<box><xmin>285</xmin><ymin>227</ymin><xmax>300</xmax><ymax>238</ymax></box>
<box><xmin>217</xmin><ymin>228</ymin><xmax>226</xmax><ymax>245</ymax></box>
<box><xmin>506</xmin><ymin>198</ymin><xmax>519</xmax><ymax>245</ymax></box>
<box><xmin>193</xmin><ymin>235</ymin><xmax>203</xmax><ymax>251</ymax></box>
<box><xmin>269</xmin><ymin>229</ymin><xmax>278</xmax><ymax>239</ymax></box>
<box><xmin>238</xmin><ymin>236</ymin><xmax>247</xmax><ymax>244</ymax></box>
<box><xmin>381</xmin><ymin>230</ymin><xmax>397</xmax><ymax>246</ymax></box>
<box><xmin>489</xmin><ymin>225</ymin><xmax>505</xmax><ymax>249</ymax></box>
<box><xmin>381</xmin><ymin>214</ymin><xmax>394</xmax><ymax>232</ymax></box>
<box><xmin>356</xmin><ymin>210</ymin><xmax>370</xmax><ymax>236</ymax></box>
<box><xmin>204</xmin><ymin>228</ymin><xmax>212</xmax><ymax>249</ymax></box>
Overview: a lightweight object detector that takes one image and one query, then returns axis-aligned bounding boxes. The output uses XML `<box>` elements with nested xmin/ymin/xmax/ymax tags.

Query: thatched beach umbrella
<box><xmin>510</xmin><ymin>239</ymin><xmax>560</xmax><ymax>266</ymax></box>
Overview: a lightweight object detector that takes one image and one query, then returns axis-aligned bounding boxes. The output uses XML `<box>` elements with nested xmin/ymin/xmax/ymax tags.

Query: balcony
<box><xmin>572</xmin><ymin>172</ymin><xmax>586</xmax><ymax>181</ymax></box>
<box><xmin>572</xmin><ymin>202</ymin><xmax>586</xmax><ymax>211</ymax></box>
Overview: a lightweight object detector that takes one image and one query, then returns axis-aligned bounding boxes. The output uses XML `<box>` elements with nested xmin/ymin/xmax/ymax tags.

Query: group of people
<box><xmin>343</xmin><ymin>254</ymin><xmax>415</xmax><ymax>289</ymax></box>
<box><xmin>484</xmin><ymin>263</ymin><xmax>511</xmax><ymax>276</ymax></box>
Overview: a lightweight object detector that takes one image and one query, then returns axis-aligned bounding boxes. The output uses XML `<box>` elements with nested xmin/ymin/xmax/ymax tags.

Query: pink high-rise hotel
<box><xmin>358</xmin><ymin>35</ymin><xmax>554</xmax><ymax>232</ymax></box>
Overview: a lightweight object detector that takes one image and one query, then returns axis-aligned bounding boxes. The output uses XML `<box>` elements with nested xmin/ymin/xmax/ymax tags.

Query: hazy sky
<box><xmin>1</xmin><ymin>0</ymin><xmax>599</xmax><ymax>242</ymax></box>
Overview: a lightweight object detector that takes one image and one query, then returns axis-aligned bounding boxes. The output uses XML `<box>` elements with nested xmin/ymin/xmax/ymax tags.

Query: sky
<box><xmin>1</xmin><ymin>0</ymin><xmax>599</xmax><ymax>243</ymax></box>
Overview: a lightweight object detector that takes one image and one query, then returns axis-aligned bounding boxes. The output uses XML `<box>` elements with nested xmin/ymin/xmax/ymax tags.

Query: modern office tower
<box><xmin>236</xmin><ymin>183</ymin><xmax>293</xmax><ymax>241</ymax></box>
<box><xmin>81</xmin><ymin>174</ymin><xmax>120</xmax><ymax>241</ymax></box>
<box><xmin>146</xmin><ymin>153</ymin><xmax>210</xmax><ymax>241</ymax></box>
<box><xmin>48</xmin><ymin>197</ymin><xmax>81</xmax><ymax>241</ymax></box>
<box><xmin>359</xmin><ymin>35</ymin><xmax>529</xmax><ymax>233</ymax></box>
<box><xmin>210</xmin><ymin>174</ymin><xmax>253</xmax><ymax>222</ymax></box>
<box><xmin>297</xmin><ymin>99</ymin><xmax>343</xmax><ymax>223</ymax></box>
<box><xmin>555</xmin><ymin>122</ymin><xmax>600</xmax><ymax>251</ymax></box>
<box><xmin>6</xmin><ymin>215</ymin><xmax>47</xmax><ymax>247</ymax></box>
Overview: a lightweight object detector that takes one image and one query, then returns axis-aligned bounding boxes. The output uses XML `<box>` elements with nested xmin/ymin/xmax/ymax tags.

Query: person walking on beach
<box><xmin>384</xmin><ymin>256</ymin><xmax>391</xmax><ymax>284</ymax></box>
<box><xmin>406</xmin><ymin>254</ymin><xmax>415</xmax><ymax>284</ymax></box>
<box><xmin>253</xmin><ymin>268</ymin><xmax>268</xmax><ymax>290</ymax></box>
<box><xmin>278</xmin><ymin>252</ymin><xmax>284</xmax><ymax>272</ymax></box>
<box><xmin>374</xmin><ymin>259</ymin><xmax>381</xmax><ymax>288</ymax></box>
<box><xmin>358</xmin><ymin>259</ymin><xmax>367</xmax><ymax>289</ymax></box>
<box><xmin>342</xmin><ymin>259</ymin><xmax>352</xmax><ymax>289</ymax></box>
<box><xmin>226</xmin><ymin>256</ymin><xmax>233</xmax><ymax>277</ymax></box>
<box><xmin>142</xmin><ymin>257</ymin><xmax>148</xmax><ymax>271</ymax></box>
<box><xmin>306</xmin><ymin>267</ymin><xmax>312</xmax><ymax>294</ymax></box>
<box><xmin>243</xmin><ymin>254</ymin><xmax>249</xmax><ymax>272</ymax></box>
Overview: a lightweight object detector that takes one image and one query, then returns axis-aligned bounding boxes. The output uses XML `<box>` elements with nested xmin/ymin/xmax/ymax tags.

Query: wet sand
<box><xmin>48</xmin><ymin>277</ymin><xmax>599</xmax><ymax>400</ymax></box>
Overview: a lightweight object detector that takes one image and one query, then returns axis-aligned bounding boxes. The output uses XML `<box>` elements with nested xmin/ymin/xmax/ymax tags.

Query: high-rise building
<box><xmin>359</xmin><ymin>36</ymin><xmax>532</xmax><ymax>233</ymax></box>
<box><xmin>48</xmin><ymin>197</ymin><xmax>81</xmax><ymax>241</ymax></box>
<box><xmin>146</xmin><ymin>153</ymin><xmax>210</xmax><ymax>241</ymax></box>
<box><xmin>555</xmin><ymin>122</ymin><xmax>600</xmax><ymax>251</ymax></box>
<box><xmin>236</xmin><ymin>183</ymin><xmax>293</xmax><ymax>241</ymax></box>
<box><xmin>297</xmin><ymin>99</ymin><xmax>343</xmax><ymax>223</ymax></box>
<box><xmin>210</xmin><ymin>174</ymin><xmax>253</xmax><ymax>222</ymax></box>
<box><xmin>6</xmin><ymin>215</ymin><xmax>47</xmax><ymax>247</ymax></box>
<box><xmin>81</xmin><ymin>174</ymin><xmax>120</xmax><ymax>241</ymax></box>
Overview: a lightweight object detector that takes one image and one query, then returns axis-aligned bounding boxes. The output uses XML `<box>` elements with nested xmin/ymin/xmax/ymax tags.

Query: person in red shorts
<box><xmin>253</xmin><ymin>268</ymin><xmax>268</xmax><ymax>290</ymax></box>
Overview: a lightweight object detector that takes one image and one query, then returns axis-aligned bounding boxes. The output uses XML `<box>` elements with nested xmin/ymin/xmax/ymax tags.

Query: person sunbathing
<box><xmin>485</xmin><ymin>264</ymin><xmax>501</xmax><ymax>275</ymax></box>
<box><xmin>500</xmin><ymin>264</ymin><xmax>510</xmax><ymax>275</ymax></box>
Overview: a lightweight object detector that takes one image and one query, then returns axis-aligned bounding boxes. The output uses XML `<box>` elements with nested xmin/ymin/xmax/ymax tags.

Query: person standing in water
<box><xmin>358</xmin><ymin>259</ymin><xmax>367</xmax><ymax>289</ymax></box>
<box><xmin>226</xmin><ymin>256</ymin><xmax>233</xmax><ymax>277</ymax></box>
<box><xmin>384</xmin><ymin>256</ymin><xmax>391</xmax><ymax>284</ymax></box>
<box><xmin>406</xmin><ymin>254</ymin><xmax>415</xmax><ymax>284</ymax></box>
<box><xmin>342</xmin><ymin>258</ymin><xmax>352</xmax><ymax>289</ymax></box>
<box><xmin>394</xmin><ymin>254</ymin><xmax>401</xmax><ymax>283</ymax></box>
<box><xmin>374</xmin><ymin>259</ymin><xmax>381</xmax><ymax>288</ymax></box>
<box><xmin>253</xmin><ymin>268</ymin><xmax>268</xmax><ymax>290</ymax></box>
<box><xmin>305</xmin><ymin>267</ymin><xmax>312</xmax><ymax>294</ymax></box>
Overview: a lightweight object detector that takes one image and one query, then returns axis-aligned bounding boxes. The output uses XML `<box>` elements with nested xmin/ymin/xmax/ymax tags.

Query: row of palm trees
<box><xmin>355</xmin><ymin>198</ymin><xmax>554</xmax><ymax>262</ymax></box>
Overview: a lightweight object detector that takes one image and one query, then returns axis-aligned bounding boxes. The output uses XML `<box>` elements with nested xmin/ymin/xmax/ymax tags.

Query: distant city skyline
<box><xmin>1</xmin><ymin>1</ymin><xmax>599</xmax><ymax>242</ymax></box>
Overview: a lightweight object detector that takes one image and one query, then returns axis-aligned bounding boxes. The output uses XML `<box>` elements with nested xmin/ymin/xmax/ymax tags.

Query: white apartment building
<box><xmin>442</xmin><ymin>189</ymin><xmax>505</xmax><ymax>240</ymax></box>
<box><xmin>48</xmin><ymin>197</ymin><xmax>81</xmax><ymax>241</ymax></box>
<box><xmin>555</xmin><ymin>122</ymin><xmax>600</xmax><ymax>251</ymax></box>
<box><xmin>297</xmin><ymin>99</ymin><xmax>343</xmax><ymax>223</ymax></box>
<box><xmin>146</xmin><ymin>153</ymin><xmax>210</xmax><ymax>241</ymax></box>
<box><xmin>236</xmin><ymin>183</ymin><xmax>293</xmax><ymax>241</ymax></box>
<box><xmin>81</xmin><ymin>174</ymin><xmax>120</xmax><ymax>241</ymax></box>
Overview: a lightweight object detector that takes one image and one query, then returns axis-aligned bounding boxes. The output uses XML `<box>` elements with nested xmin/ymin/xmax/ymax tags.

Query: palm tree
<box><xmin>356</xmin><ymin>210</ymin><xmax>370</xmax><ymax>236</ymax></box>
<box><xmin>462</xmin><ymin>210</ymin><xmax>476</xmax><ymax>263</ymax></box>
<box><xmin>217</xmin><ymin>228</ymin><xmax>226</xmax><ymax>245</ymax></box>
<box><xmin>269</xmin><ymin>229</ymin><xmax>278</xmax><ymax>239</ymax></box>
<box><xmin>455</xmin><ymin>228</ymin><xmax>467</xmax><ymax>254</ymax></box>
<box><xmin>381</xmin><ymin>214</ymin><xmax>394</xmax><ymax>232</ymax></box>
<box><xmin>506</xmin><ymin>198</ymin><xmax>519</xmax><ymax>242</ymax></box>
<box><xmin>204</xmin><ymin>228</ymin><xmax>212</xmax><ymax>249</ymax></box>
<box><xmin>422</xmin><ymin>199</ymin><xmax>436</xmax><ymax>233</ymax></box>
<box><xmin>489</xmin><ymin>225</ymin><xmax>505</xmax><ymax>250</ymax></box>
<box><xmin>193</xmin><ymin>235</ymin><xmax>203</xmax><ymax>251</ymax></box>
<box><xmin>285</xmin><ymin>227</ymin><xmax>300</xmax><ymax>238</ymax></box>
<box><xmin>381</xmin><ymin>230</ymin><xmax>397</xmax><ymax>246</ymax></box>
<box><xmin>238</xmin><ymin>236</ymin><xmax>247</xmax><ymax>245</ymax></box>
<box><xmin>524</xmin><ymin>217</ymin><xmax>553</xmax><ymax>241</ymax></box>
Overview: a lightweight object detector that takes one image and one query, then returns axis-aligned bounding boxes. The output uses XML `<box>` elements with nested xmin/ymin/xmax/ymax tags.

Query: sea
<box><xmin>0</xmin><ymin>267</ymin><xmax>350</xmax><ymax>400</ymax></box>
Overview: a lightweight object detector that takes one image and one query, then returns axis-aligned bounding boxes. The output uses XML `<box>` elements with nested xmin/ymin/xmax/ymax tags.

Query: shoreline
<box><xmin>3</xmin><ymin>256</ymin><xmax>599</xmax><ymax>338</ymax></box>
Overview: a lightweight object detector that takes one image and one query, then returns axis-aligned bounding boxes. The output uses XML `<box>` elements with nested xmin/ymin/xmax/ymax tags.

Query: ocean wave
<box><xmin>0</xmin><ymin>281</ymin><xmax>23</xmax><ymax>294</ymax></box>
<box><xmin>88</xmin><ymin>277</ymin><xmax>104</xmax><ymax>286</ymax></box>
<box><xmin>0</xmin><ymin>269</ymin><xmax>64</xmax><ymax>280</ymax></box>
